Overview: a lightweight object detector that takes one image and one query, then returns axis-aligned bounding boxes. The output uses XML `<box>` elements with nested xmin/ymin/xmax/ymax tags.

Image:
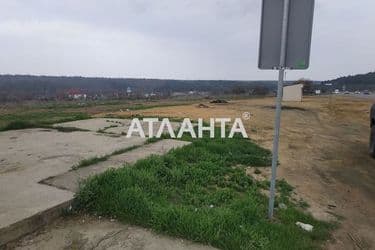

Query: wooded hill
<box><xmin>321</xmin><ymin>71</ymin><xmax>375</xmax><ymax>91</ymax></box>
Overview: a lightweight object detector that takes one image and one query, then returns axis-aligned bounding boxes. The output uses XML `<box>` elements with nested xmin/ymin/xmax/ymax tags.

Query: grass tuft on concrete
<box><xmin>72</xmin><ymin>145</ymin><xmax>143</xmax><ymax>170</ymax></box>
<box><xmin>72</xmin><ymin>155</ymin><xmax>110</xmax><ymax>170</ymax></box>
<box><xmin>74</xmin><ymin>135</ymin><xmax>333</xmax><ymax>249</ymax></box>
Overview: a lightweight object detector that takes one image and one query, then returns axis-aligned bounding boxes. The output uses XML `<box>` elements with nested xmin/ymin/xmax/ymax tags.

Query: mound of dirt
<box><xmin>197</xmin><ymin>103</ymin><xmax>210</xmax><ymax>108</ymax></box>
<box><xmin>262</xmin><ymin>105</ymin><xmax>307</xmax><ymax>111</ymax></box>
<box><xmin>210</xmin><ymin>99</ymin><xmax>228</xmax><ymax>104</ymax></box>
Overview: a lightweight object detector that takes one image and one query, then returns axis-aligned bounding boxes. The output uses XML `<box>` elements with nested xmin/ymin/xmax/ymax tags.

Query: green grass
<box><xmin>72</xmin><ymin>132</ymin><xmax>176</xmax><ymax>170</ymax></box>
<box><xmin>0</xmin><ymin>111</ymin><xmax>90</xmax><ymax>131</ymax></box>
<box><xmin>124</xmin><ymin>102</ymin><xmax>189</xmax><ymax>111</ymax></box>
<box><xmin>53</xmin><ymin>126</ymin><xmax>90</xmax><ymax>133</ymax></box>
<box><xmin>111</xmin><ymin>145</ymin><xmax>142</xmax><ymax>156</ymax></box>
<box><xmin>0</xmin><ymin>120</ymin><xmax>47</xmax><ymax>130</ymax></box>
<box><xmin>72</xmin><ymin>155</ymin><xmax>110</xmax><ymax>170</ymax></box>
<box><xmin>298</xmin><ymin>200</ymin><xmax>310</xmax><ymax>209</ymax></box>
<box><xmin>104</xmin><ymin>113</ymin><xmax>185</xmax><ymax>123</ymax></box>
<box><xmin>72</xmin><ymin>145</ymin><xmax>144</xmax><ymax>170</ymax></box>
<box><xmin>5</xmin><ymin>99</ymin><xmax>191</xmax><ymax>112</ymax></box>
<box><xmin>71</xmin><ymin>136</ymin><xmax>171</xmax><ymax>170</ymax></box>
<box><xmin>0</xmin><ymin>99</ymin><xmax>196</xmax><ymax>132</ymax></box>
<box><xmin>97</xmin><ymin>124</ymin><xmax>119</xmax><ymax>134</ymax></box>
<box><xmin>74</xmin><ymin>135</ymin><xmax>333</xmax><ymax>249</ymax></box>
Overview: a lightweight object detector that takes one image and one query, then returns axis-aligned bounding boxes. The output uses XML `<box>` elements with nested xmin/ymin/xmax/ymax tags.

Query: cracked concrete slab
<box><xmin>0</xmin><ymin>125</ymin><xmax>190</xmax><ymax>246</ymax></box>
<box><xmin>42</xmin><ymin>139</ymin><xmax>191</xmax><ymax>192</ymax></box>
<box><xmin>0</xmin><ymin>128</ymin><xmax>146</xmax><ymax>245</ymax></box>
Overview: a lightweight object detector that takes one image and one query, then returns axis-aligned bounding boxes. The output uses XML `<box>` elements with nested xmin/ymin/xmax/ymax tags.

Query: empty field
<box><xmin>1</xmin><ymin>95</ymin><xmax>374</xmax><ymax>249</ymax></box>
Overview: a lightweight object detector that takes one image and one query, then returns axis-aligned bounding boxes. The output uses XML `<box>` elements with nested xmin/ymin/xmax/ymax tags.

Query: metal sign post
<box><xmin>258</xmin><ymin>0</ymin><xmax>315</xmax><ymax>219</ymax></box>
<box><xmin>268</xmin><ymin>0</ymin><xmax>289</xmax><ymax>219</ymax></box>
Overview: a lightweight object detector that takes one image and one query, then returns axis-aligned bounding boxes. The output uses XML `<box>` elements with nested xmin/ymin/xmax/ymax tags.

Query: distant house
<box><xmin>66</xmin><ymin>88</ymin><xmax>87</xmax><ymax>100</ymax></box>
<box><xmin>283</xmin><ymin>84</ymin><xmax>303</xmax><ymax>102</ymax></box>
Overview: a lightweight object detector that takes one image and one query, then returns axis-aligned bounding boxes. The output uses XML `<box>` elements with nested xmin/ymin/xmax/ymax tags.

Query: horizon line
<box><xmin>0</xmin><ymin>73</ymin><xmax>322</xmax><ymax>83</ymax></box>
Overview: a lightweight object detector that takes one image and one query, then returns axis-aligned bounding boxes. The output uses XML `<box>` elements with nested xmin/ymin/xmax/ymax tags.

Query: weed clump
<box><xmin>75</xmin><ymin>135</ymin><xmax>333</xmax><ymax>249</ymax></box>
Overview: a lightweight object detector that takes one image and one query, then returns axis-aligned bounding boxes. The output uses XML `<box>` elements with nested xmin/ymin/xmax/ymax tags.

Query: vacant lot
<box><xmin>103</xmin><ymin>95</ymin><xmax>375</xmax><ymax>249</ymax></box>
<box><xmin>1</xmin><ymin>95</ymin><xmax>374</xmax><ymax>249</ymax></box>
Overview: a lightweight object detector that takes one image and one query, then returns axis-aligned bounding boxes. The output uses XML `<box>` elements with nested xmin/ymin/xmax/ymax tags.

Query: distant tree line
<box><xmin>0</xmin><ymin>75</ymin><xmax>280</xmax><ymax>102</ymax></box>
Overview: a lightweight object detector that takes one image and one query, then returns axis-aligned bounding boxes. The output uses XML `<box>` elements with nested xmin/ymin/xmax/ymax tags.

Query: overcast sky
<box><xmin>0</xmin><ymin>0</ymin><xmax>374</xmax><ymax>81</ymax></box>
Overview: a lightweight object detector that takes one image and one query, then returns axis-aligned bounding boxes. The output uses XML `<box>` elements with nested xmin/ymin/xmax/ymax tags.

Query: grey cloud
<box><xmin>0</xmin><ymin>0</ymin><xmax>374</xmax><ymax>80</ymax></box>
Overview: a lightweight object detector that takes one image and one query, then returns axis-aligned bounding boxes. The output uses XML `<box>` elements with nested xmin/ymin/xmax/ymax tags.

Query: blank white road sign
<box><xmin>258</xmin><ymin>0</ymin><xmax>315</xmax><ymax>70</ymax></box>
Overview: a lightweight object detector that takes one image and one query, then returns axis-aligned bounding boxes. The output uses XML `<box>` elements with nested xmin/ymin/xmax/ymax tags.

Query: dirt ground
<box><xmin>9</xmin><ymin>215</ymin><xmax>215</xmax><ymax>250</ymax></box>
<box><xmin>105</xmin><ymin>96</ymin><xmax>375</xmax><ymax>250</ymax></box>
